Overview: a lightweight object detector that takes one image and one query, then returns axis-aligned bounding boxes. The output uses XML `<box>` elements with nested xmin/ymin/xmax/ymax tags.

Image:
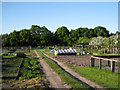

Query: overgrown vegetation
<box><xmin>37</xmin><ymin>50</ymin><xmax>90</xmax><ymax>89</ymax></box>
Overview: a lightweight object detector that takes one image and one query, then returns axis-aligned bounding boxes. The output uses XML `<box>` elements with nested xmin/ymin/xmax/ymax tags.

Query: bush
<box><xmin>30</xmin><ymin>59</ymin><xmax>38</xmax><ymax>65</ymax></box>
<box><xmin>2</xmin><ymin>53</ymin><xmax>8</xmax><ymax>56</ymax></box>
<box><xmin>47</xmin><ymin>46</ymin><xmax>54</xmax><ymax>49</ymax></box>
<box><xmin>16</xmin><ymin>53</ymin><xmax>26</xmax><ymax>58</ymax></box>
<box><xmin>98</xmin><ymin>49</ymin><xmax>104</xmax><ymax>54</ymax></box>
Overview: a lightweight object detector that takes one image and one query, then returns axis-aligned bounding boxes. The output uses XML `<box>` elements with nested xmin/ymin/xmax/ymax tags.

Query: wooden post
<box><xmin>113</xmin><ymin>48</ymin><xmax>114</xmax><ymax>54</ymax></box>
<box><xmin>90</xmin><ymin>57</ymin><xmax>95</xmax><ymax>67</ymax></box>
<box><xmin>104</xmin><ymin>48</ymin><xmax>105</xmax><ymax>54</ymax></box>
<box><xmin>99</xmin><ymin>59</ymin><xmax>102</xmax><ymax>69</ymax></box>
<box><xmin>108</xmin><ymin>60</ymin><xmax>111</xmax><ymax>67</ymax></box>
<box><xmin>111</xmin><ymin>61</ymin><xmax>115</xmax><ymax>72</ymax></box>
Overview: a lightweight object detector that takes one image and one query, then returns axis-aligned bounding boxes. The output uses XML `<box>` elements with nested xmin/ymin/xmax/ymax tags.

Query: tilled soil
<box><xmin>55</xmin><ymin>55</ymin><xmax>91</xmax><ymax>67</ymax></box>
<box><xmin>2</xmin><ymin>77</ymin><xmax>50</xmax><ymax>89</ymax></box>
<box><xmin>55</xmin><ymin>55</ymin><xmax>119</xmax><ymax>72</ymax></box>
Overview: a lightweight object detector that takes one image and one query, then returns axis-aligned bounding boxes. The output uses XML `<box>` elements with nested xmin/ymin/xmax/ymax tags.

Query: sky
<box><xmin>2</xmin><ymin>2</ymin><xmax>118</xmax><ymax>34</ymax></box>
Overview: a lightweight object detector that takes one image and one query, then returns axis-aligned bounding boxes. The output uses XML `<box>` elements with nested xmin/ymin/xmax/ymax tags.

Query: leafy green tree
<box><xmin>9</xmin><ymin>30</ymin><xmax>20</xmax><ymax>46</ymax></box>
<box><xmin>94</xmin><ymin>26</ymin><xmax>109</xmax><ymax>37</ymax></box>
<box><xmin>2</xmin><ymin>34</ymin><xmax>10</xmax><ymax>47</ymax></box>
<box><xmin>77</xmin><ymin>37</ymin><xmax>91</xmax><ymax>45</ymax></box>
<box><xmin>55</xmin><ymin>26</ymin><xmax>70</xmax><ymax>45</ymax></box>
<box><xmin>19</xmin><ymin>29</ymin><xmax>31</xmax><ymax>46</ymax></box>
<box><xmin>1</xmin><ymin>25</ymin><xmax>112</xmax><ymax>47</ymax></box>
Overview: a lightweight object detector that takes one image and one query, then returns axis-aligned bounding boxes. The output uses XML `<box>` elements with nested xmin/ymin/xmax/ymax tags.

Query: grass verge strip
<box><xmin>36</xmin><ymin>50</ymin><xmax>90</xmax><ymax>89</ymax></box>
<box><xmin>67</xmin><ymin>64</ymin><xmax>118</xmax><ymax>88</ymax></box>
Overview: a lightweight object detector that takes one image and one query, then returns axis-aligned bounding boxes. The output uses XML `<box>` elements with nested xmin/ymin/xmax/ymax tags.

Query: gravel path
<box><xmin>40</xmin><ymin>51</ymin><xmax>104</xmax><ymax>89</ymax></box>
<box><xmin>34</xmin><ymin>50</ymin><xmax>67</xmax><ymax>89</ymax></box>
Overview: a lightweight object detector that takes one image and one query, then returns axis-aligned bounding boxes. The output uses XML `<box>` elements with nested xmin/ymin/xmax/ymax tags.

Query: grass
<box><xmin>67</xmin><ymin>64</ymin><xmax>118</xmax><ymax>88</ymax></box>
<box><xmin>39</xmin><ymin>48</ymin><xmax>55</xmax><ymax>57</ymax></box>
<box><xmin>36</xmin><ymin>50</ymin><xmax>90</xmax><ymax>89</ymax></box>
<box><xmin>25</xmin><ymin>50</ymin><xmax>36</xmax><ymax>56</ymax></box>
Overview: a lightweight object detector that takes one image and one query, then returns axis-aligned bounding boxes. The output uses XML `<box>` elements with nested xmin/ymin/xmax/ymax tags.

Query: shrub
<box><xmin>98</xmin><ymin>49</ymin><xmax>104</xmax><ymax>54</ymax></box>
<box><xmin>16</xmin><ymin>53</ymin><xmax>26</xmax><ymax>58</ymax></box>
<box><xmin>47</xmin><ymin>46</ymin><xmax>53</xmax><ymax>49</ymax></box>
<box><xmin>30</xmin><ymin>59</ymin><xmax>38</xmax><ymax>65</ymax></box>
<box><xmin>2</xmin><ymin>53</ymin><xmax>8</xmax><ymax>56</ymax></box>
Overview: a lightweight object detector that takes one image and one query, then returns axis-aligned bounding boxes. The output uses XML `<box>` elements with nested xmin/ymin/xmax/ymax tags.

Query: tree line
<box><xmin>1</xmin><ymin>25</ymin><xmax>116</xmax><ymax>47</ymax></box>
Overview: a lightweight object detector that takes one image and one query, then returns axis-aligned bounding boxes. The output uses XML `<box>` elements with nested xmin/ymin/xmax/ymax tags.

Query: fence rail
<box><xmin>90</xmin><ymin>56</ymin><xmax>120</xmax><ymax>72</ymax></box>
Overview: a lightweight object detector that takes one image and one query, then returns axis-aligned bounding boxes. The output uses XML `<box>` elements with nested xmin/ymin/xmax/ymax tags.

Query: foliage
<box><xmin>89</xmin><ymin>34</ymin><xmax>119</xmax><ymax>46</ymax></box>
<box><xmin>77</xmin><ymin>37</ymin><xmax>91</xmax><ymax>45</ymax></box>
<box><xmin>55</xmin><ymin>26</ymin><xmax>70</xmax><ymax>45</ymax></box>
<box><xmin>2</xmin><ymin>25</ymin><xmax>111</xmax><ymax>47</ymax></box>
<box><xmin>19</xmin><ymin>58</ymin><xmax>43</xmax><ymax>79</ymax></box>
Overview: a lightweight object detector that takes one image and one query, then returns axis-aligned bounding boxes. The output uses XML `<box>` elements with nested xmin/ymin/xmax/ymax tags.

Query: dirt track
<box><xmin>34</xmin><ymin>50</ymin><xmax>68</xmax><ymax>88</ymax></box>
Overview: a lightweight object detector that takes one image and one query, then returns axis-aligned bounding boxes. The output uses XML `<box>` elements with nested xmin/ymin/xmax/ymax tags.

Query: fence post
<box><xmin>90</xmin><ymin>57</ymin><xmax>94</xmax><ymax>67</ymax></box>
<box><xmin>111</xmin><ymin>61</ymin><xmax>115</xmax><ymax>72</ymax></box>
<box><xmin>108</xmin><ymin>60</ymin><xmax>111</xmax><ymax>67</ymax></box>
<box><xmin>104</xmin><ymin>48</ymin><xmax>105</xmax><ymax>54</ymax></box>
<box><xmin>99</xmin><ymin>59</ymin><xmax>102</xmax><ymax>69</ymax></box>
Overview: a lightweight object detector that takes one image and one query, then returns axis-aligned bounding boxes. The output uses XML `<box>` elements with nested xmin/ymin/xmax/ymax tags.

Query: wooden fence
<box><xmin>74</xmin><ymin>44</ymin><xmax>118</xmax><ymax>54</ymax></box>
<box><xmin>90</xmin><ymin>56</ymin><xmax>120</xmax><ymax>72</ymax></box>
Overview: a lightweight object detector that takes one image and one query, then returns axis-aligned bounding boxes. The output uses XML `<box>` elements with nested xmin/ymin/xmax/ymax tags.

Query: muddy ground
<box><xmin>55</xmin><ymin>55</ymin><xmax>120</xmax><ymax>72</ymax></box>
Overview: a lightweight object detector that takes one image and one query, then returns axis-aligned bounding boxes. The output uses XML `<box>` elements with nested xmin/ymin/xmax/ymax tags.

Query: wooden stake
<box><xmin>90</xmin><ymin>57</ymin><xmax>95</xmax><ymax>67</ymax></box>
<box><xmin>111</xmin><ymin>61</ymin><xmax>115</xmax><ymax>72</ymax></box>
<box><xmin>99</xmin><ymin>59</ymin><xmax>102</xmax><ymax>69</ymax></box>
<box><xmin>108</xmin><ymin>60</ymin><xmax>111</xmax><ymax>67</ymax></box>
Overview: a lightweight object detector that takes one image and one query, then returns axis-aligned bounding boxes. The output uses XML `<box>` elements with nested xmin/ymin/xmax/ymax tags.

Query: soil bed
<box><xmin>55</xmin><ymin>55</ymin><xmax>119</xmax><ymax>72</ymax></box>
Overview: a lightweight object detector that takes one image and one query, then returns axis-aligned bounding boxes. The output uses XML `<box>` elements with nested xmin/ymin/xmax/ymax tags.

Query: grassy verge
<box><xmin>39</xmin><ymin>48</ymin><xmax>55</xmax><ymax>57</ymax></box>
<box><xmin>36</xmin><ymin>50</ymin><xmax>90</xmax><ymax>89</ymax></box>
<box><xmin>67</xmin><ymin>64</ymin><xmax>118</xmax><ymax>88</ymax></box>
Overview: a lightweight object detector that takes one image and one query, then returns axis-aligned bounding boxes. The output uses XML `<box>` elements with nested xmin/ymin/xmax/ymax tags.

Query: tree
<box><xmin>77</xmin><ymin>37</ymin><xmax>91</xmax><ymax>45</ymax></box>
<box><xmin>2</xmin><ymin>34</ymin><xmax>10</xmax><ymax>47</ymax></box>
<box><xmin>94</xmin><ymin>26</ymin><xmax>109</xmax><ymax>37</ymax></box>
<box><xmin>9</xmin><ymin>30</ymin><xmax>20</xmax><ymax>46</ymax></box>
<box><xmin>55</xmin><ymin>26</ymin><xmax>70</xmax><ymax>45</ymax></box>
<box><xmin>19</xmin><ymin>29</ymin><xmax>31</xmax><ymax>46</ymax></box>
